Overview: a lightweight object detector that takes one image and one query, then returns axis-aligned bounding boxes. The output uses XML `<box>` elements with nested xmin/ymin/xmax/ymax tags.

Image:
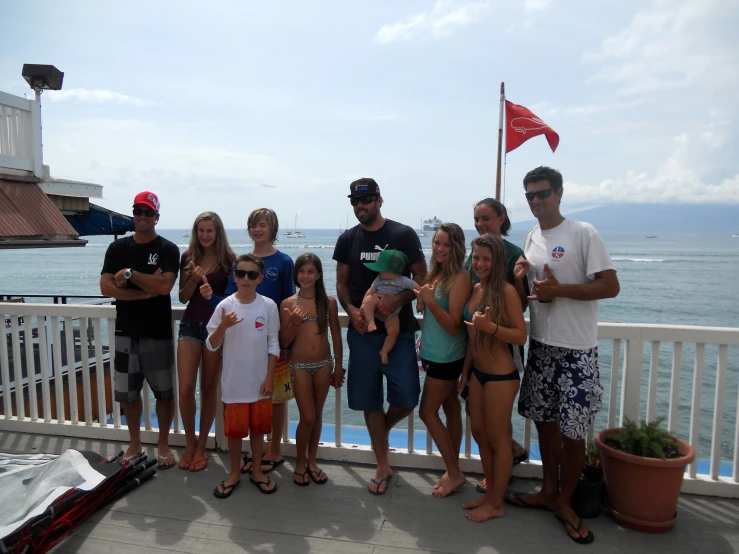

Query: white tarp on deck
<box><xmin>0</xmin><ymin>450</ymin><xmax>105</xmax><ymax>538</ymax></box>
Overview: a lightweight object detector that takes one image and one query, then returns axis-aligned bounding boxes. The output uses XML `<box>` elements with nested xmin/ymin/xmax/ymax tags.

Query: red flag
<box><xmin>505</xmin><ymin>100</ymin><xmax>559</xmax><ymax>154</ymax></box>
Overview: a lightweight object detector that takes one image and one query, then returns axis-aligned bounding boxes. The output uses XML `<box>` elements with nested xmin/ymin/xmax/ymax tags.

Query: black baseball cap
<box><xmin>348</xmin><ymin>178</ymin><xmax>380</xmax><ymax>198</ymax></box>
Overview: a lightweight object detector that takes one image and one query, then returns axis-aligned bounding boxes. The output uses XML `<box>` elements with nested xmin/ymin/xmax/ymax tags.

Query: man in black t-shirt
<box><xmin>100</xmin><ymin>191</ymin><xmax>180</xmax><ymax>469</ymax></box>
<box><xmin>333</xmin><ymin>178</ymin><xmax>427</xmax><ymax>495</ymax></box>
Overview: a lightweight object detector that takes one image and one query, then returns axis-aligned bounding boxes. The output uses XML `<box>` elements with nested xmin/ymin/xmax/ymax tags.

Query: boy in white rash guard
<box><xmin>206</xmin><ymin>254</ymin><xmax>280</xmax><ymax>498</ymax></box>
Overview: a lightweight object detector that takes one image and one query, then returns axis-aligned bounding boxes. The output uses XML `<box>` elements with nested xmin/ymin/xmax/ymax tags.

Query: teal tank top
<box><xmin>420</xmin><ymin>289</ymin><xmax>467</xmax><ymax>363</ymax></box>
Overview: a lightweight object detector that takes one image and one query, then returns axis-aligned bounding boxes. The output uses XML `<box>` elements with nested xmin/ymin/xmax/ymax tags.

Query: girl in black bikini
<box><xmin>459</xmin><ymin>234</ymin><xmax>527</xmax><ymax>522</ymax></box>
<box><xmin>280</xmin><ymin>253</ymin><xmax>344</xmax><ymax>486</ymax></box>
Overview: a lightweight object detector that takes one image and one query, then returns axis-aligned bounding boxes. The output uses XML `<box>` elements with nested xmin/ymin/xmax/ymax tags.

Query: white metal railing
<box><xmin>0</xmin><ymin>90</ymin><xmax>43</xmax><ymax>177</ymax></box>
<box><xmin>1</xmin><ymin>303</ymin><xmax>738</xmax><ymax>498</ymax></box>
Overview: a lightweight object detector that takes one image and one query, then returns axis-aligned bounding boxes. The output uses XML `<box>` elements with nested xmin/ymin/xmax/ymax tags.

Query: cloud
<box><xmin>369</xmin><ymin>114</ymin><xmax>402</xmax><ymax>121</ymax></box>
<box><xmin>562</xmin><ymin>133</ymin><xmax>739</xmax><ymax>205</ymax></box>
<box><xmin>562</xmin><ymin>100</ymin><xmax>644</xmax><ymax>116</ymax></box>
<box><xmin>582</xmin><ymin>0</ymin><xmax>739</xmax><ymax>99</ymax></box>
<box><xmin>524</xmin><ymin>0</ymin><xmax>553</xmax><ymax>12</ymax></box>
<box><xmin>374</xmin><ymin>1</ymin><xmax>492</xmax><ymax>44</ymax></box>
<box><xmin>47</xmin><ymin>89</ymin><xmax>158</xmax><ymax>107</ymax></box>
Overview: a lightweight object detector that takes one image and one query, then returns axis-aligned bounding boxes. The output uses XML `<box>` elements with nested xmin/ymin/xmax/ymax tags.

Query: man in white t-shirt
<box><xmin>509</xmin><ymin>167</ymin><xmax>620</xmax><ymax>545</ymax></box>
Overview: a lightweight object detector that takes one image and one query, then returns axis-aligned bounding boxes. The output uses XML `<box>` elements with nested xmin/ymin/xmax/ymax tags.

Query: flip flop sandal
<box><xmin>556</xmin><ymin>514</ymin><xmax>595</xmax><ymax>544</ymax></box>
<box><xmin>293</xmin><ymin>471</ymin><xmax>310</xmax><ymax>487</ymax></box>
<box><xmin>189</xmin><ymin>454</ymin><xmax>208</xmax><ymax>472</ymax></box>
<box><xmin>261</xmin><ymin>458</ymin><xmax>285</xmax><ymax>473</ymax></box>
<box><xmin>250</xmin><ymin>477</ymin><xmax>278</xmax><ymax>494</ymax></box>
<box><xmin>475</xmin><ymin>479</ymin><xmax>487</xmax><ymax>494</ymax></box>
<box><xmin>504</xmin><ymin>492</ymin><xmax>554</xmax><ymax>512</ymax></box>
<box><xmin>240</xmin><ymin>453</ymin><xmax>253</xmax><ymax>474</ymax></box>
<box><xmin>178</xmin><ymin>452</ymin><xmax>194</xmax><ymax>470</ymax></box>
<box><xmin>213</xmin><ymin>480</ymin><xmax>240</xmax><ymax>499</ymax></box>
<box><xmin>156</xmin><ymin>453</ymin><xmax>176</xmax><ymax>470</ymax></box>
<box><xmin>119</xmin><ymin>451</ymin><xmax>145</xmax><ymax>465</ymax></box>
<box><xmin>368</xmin><ymin>475</ymin><xmax>392</xmax><ymax>496</ymax></box>
<box><xmin>513</xmin><ymin>449</ymin><xmax>530</xmax><ymax>465</ymax></box>
<box><xmin>307</xmin><ymin>468</ymin><xmax>328</xmax><ymax>484</ymax></box>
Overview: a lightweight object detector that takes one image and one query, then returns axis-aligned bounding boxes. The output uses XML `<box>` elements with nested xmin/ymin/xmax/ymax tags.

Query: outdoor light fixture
<box><xmin>22</xmin><ymin>64</ymin><xmax>64</xmax><ymax>91</ymax></box>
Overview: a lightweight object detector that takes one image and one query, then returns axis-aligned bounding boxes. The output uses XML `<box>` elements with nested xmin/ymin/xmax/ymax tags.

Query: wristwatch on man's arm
<box><xmin>124</xmin><ymin>268</ymin><xmax>133</xmax><ymax>281</ymax></box>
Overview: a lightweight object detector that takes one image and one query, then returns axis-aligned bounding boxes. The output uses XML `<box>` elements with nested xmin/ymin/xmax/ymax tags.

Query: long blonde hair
<box><xmin>426</xmin><ymin>222</ymin><xmax>466</xmax><ymax>296</ymax></box>
<box><xmin>186</xmin><ymin>212</ymin><xmax>235</xmax><ymax>276</ymax></box>
<box><xmin>470</xmin><ymin>234</ymin><xmax>510</xmax><ymax>353</ymax></box>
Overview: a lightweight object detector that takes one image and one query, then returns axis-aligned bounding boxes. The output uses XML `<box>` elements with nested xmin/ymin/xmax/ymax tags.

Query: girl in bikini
<box><xmin>459</xmin><ymin>234</ymin><xmax>527</xmax><ymax>522</ymax></box>
<box><xmin>280</xmin><ymin>253</ymin><xmax>344</xmax><ymax>486</ymax></box>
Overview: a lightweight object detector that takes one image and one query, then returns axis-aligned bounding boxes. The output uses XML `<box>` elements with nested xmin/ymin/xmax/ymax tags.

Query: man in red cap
<box><xmin>100</xmin><ymin>191</ymin><xmax>181</xmax><ymax>469</ymax></box>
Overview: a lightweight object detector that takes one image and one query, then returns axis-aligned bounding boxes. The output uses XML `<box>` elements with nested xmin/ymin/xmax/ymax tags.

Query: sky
<box><xmin>1</xmin><ymin>0</ymin><xmax>737</xmax><ymax>230</ymax></box>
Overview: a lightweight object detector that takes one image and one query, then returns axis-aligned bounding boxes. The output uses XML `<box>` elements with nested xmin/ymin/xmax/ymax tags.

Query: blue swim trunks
<box><xmin>518</xmin><ymin>338</ymin><xmax>603</xmax><ymax>440</ymax></box>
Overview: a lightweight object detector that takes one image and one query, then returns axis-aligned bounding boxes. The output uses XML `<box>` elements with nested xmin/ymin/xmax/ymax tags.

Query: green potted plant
<box><xmin>572</xmin><ymin>439</ymin><xmax>605</xmax><ymax>519</ymax></box>
<box><xmin>595</xmin><ymin>417</ymin><xmax>695</xmax><ymax>533</ymax></box>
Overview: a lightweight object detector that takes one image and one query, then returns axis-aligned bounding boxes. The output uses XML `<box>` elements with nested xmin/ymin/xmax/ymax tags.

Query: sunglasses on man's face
<box><xmin>234</xmin><ymin>269</ymin><xmax>260</xmax><ymax>280</ymax></box>
<box><xmin>133</xmin><ymin>208</ymin><xmax>158</xmax><ymax>217</ymax></box>
<box><xmin>525</xmin><ymin>188</ymin><xmax>554</xmax><ymax>202</ymax></box>
<box><xmin>350</xmin><ymin>195</ymin><xmax>378</xmax><ymax>207</ymax></box>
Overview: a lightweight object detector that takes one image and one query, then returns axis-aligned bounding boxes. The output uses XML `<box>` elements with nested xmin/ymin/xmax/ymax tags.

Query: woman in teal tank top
<box><xmin>414</xmin><ymin>223</ymin><xmax>471</xmax><ymax>497</ymax></box>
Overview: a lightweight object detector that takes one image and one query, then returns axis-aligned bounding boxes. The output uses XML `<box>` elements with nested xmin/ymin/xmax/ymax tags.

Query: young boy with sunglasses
<box><xmin>201</xmin><ymin>208</ymin><xmax>295</xmax><ymax>475</ymax></box>
<box><xmin>206</xmin><ymin>254</ymin><xmax>280</xmax><ymax>498</ymax></box>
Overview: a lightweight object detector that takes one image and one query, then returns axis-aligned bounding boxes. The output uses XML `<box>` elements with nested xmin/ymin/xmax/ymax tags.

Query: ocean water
<box><xmin>1</xmin><ymin>228</ymin><xmax>738</xmax><ymax>463</ymax></box>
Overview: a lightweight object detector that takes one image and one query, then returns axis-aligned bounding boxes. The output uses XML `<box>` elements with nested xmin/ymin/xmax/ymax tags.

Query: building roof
<box><xmin>65</xmin><ymin>202</ymin><xmax>134</xmax><ymax>236</ymax></box>
<box><xmin>0</xmin><ymin>177</ymin><xmax>87</xmax><ymax>249</ymax></box>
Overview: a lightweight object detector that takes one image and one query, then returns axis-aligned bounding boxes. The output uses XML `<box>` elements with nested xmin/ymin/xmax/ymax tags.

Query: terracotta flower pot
<box><xmin>595</xmin><ymin>427</ymin><xmax>695</xmax><ymax>533</ymax></box>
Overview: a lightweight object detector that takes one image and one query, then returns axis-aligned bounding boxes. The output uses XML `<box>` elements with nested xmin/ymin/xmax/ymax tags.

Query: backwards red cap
<box><xmin>133</xmin><ymin>191</ymin><xmax>160</xmax><ymax>212</ymax></box>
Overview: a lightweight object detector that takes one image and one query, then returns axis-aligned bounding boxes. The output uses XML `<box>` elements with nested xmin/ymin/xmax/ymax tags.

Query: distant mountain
<box><xmin>513</xmin><ymin>204</ymin><xmax>738</xmax><ymax>234</ymax></box>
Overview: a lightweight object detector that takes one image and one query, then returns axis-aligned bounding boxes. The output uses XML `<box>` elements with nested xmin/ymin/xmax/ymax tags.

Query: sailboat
<box><xmin>338</xmin><ymin>214</ymin><xmax>349</xmax><ymax>235</ymax></box>
<box><xmin>283</xmin><ymin>213</ymin><xmax>304</xmax><ymax>238</ymax></box>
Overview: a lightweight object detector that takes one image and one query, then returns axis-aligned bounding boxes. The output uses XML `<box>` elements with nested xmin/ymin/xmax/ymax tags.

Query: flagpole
<box><xmin>495</xmin><ymin>82</ymin><xmax>505</xmax><ymax>201</ymax></box>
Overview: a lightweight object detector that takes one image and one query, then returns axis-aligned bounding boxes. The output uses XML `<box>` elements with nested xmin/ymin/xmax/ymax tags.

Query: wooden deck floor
<box><xmin>2</xmin><ymin>432</ymin><xmax>738</xmax><ymax>554</ymax></box>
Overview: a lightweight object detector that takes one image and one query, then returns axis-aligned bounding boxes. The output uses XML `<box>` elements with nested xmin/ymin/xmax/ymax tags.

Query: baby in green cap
<box><xmin>362</xmin><ymin>249</ymin><xmax>423</xmax><ymax>364</ymax></box>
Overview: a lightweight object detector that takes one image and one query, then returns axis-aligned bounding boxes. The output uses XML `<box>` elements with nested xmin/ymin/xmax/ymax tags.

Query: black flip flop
<box><xmin>504</xmin><ymin>492</ymin><xmax>554</xmax><ymax>512</ymax></box>
<box><xmin>368</xmin><ymin>475</ymin><xmax>392</xmax><ymax>496</ymax></box>
<box><xmin>556</xmin><ymin>514</ymin><xmax>595</xmax><ymax>544</ymax></box>
<box><xmin>513</xmin><ymin>449</ymin><xmax>530</xmax><ymax>465</ymax></box>
<box><xmin>262</xmin><ymin>458</ymin><xmax>285</xmax><ymax>473</ymax></box>
<box><xmin>307</xmin><ymin>468</ymin><xmax>328</xmax><ymax>484</ymax></box>
<box><xmin>213</xmin><ymin>480</ymin><xmax>239</xmax><ymax>499</ymax></box>
<box><xmin>240</xmin><ymin>453</ymin><xmax>253</xmax><ymax>474</ymax></box>
<box><xmin>250</xmin><ymin>476</ymin><xmax>278</xmax><ymax>494</ymax></box>
<box><xmin>293</xmin><ymin>471</ymin><xmax>310</xmax><ymax>487</ymax></box>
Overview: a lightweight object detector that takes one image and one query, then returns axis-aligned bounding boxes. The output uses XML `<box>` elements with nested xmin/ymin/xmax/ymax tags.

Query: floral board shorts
<box><xmin>518</xmin><ymin>338</ymin><xmax>603</xmax><ymax>440</ymax></box>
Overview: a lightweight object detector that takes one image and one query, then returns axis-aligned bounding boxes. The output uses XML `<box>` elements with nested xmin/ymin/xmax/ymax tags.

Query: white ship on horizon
<box><xmin>422</xmin><ymin>216</ymin><xmax>442</xmax><ymax>232</ymax></box>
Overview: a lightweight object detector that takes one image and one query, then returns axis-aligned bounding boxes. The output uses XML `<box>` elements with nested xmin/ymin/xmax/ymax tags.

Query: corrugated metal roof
<box><xmin>0</xmin><ymin>177</ymin><xmax>81</xmax><ymax>240</ymax></box>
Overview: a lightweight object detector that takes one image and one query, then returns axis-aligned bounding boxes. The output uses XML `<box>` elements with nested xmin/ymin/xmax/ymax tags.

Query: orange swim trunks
<box><xmin>224</xmin><ymin>399</ymin><xmax>273</xmax><ymax>439</ymax></box>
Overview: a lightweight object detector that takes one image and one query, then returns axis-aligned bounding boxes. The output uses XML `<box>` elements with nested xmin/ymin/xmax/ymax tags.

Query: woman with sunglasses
<box><xmin>414</xmin><ymin>222</ymin><xmax>471</xmax><ymax>497</ymax></box>
<box><xmin>177</xmin><ymin>211</ymin><xmax>236</xmax><ymax>472</ymax></box>
<box><xmin>201</xmin><ymin>208</ymin><xmax>295</xmax><ymax>475</ymax></box>
<box><xmin>465</xmin><ymin>198</ymin><xmax>530</xmax><ymax>494</ymax></box>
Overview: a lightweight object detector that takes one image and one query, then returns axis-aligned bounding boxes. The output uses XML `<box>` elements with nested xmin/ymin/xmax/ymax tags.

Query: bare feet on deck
<box><xmin>432</xmin><ymin>472</ymin><xmax>466</xmax><ymax>497</ymax></box>
<box><xmin>465</xmin><ymin>499</ymin><xmax>504</xmax><ymax>522</ymax></box>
